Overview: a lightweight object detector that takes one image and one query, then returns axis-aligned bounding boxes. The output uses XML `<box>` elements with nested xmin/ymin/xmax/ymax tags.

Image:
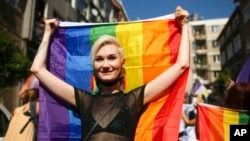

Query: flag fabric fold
<box><xmin>19</xmin><ymin>74</ymin><xmax>39</xmax><ymax>95</ymax></box>
<box><xmin>198</xmin><ymin>103</ymin><xmax>250</xmax><ymax>141</ymax></box>
<box><xmin>38</xmin><ymin>13</ymin><xmax>189</xmax><ymax>141</ymax></box>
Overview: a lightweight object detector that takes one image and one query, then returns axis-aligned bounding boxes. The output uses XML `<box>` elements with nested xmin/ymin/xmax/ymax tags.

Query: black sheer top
<box><xmin>74</xmin><ymin>85</ymin><xmax>145</xmax><ymax>141</ymax></box>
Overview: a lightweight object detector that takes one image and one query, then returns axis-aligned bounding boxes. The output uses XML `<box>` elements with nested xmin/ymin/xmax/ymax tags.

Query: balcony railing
<box><xmin>195</xmin><ymin>64</ymin><xmax>209</xmax><ymax>69</ymax></box>
<box><xmin>195</xmin><ymin>48</ymin><xmax>208</xmax><ymax>54</ymax></box>
<box><xmin>193</xmin><ymin>34</ymin><xmax>206</xmax><ymax>40</ymax></box>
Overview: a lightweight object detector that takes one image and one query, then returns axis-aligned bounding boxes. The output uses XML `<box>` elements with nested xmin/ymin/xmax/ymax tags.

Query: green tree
<box><xmin>0</xmin><ymin>28</ymin><xmax>31</xmax><ymax>89</ymax></box>
<box><xmin>215</xmin><ymin>68</ymin><xmax>231</xmax><ymax>90</ymax></box>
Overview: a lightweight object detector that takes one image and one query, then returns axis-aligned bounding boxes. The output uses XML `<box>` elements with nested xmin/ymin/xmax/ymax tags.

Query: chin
<box><xmin>100</xmin><ymin>75</ymin><xmax>116</xmax><ymax>81</ymax></box>
<box><xmin>101</xmin><ymin>78</ymin><xmax>115</xmax><ymax>83</ymax></box>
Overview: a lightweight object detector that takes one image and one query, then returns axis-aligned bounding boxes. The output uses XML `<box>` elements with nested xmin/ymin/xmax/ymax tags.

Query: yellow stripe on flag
<box><xmin>223</xmin><ymin>109</ymin><xmax>240</xmax><ymax>141</ymax></box>
<box><xmin>116</xmin><ymin>22</ymin><xmax>144</xmax><ymax>92</ymax></box>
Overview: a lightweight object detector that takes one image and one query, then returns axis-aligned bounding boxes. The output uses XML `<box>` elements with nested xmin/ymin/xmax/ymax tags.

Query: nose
<box><xmin>102</xmin><ymin>59</ymin><xmax>109</xmax><ymax>67</ymax></box>
<box><xmin>101</xmin><ymin>59</ymin><xmax>110</xmax><ymax>71</ymax></box>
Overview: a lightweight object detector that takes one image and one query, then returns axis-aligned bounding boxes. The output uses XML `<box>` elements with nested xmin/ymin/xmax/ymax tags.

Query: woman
<box><xmin>5</xmin><ymin>88</ymin><xmax>39</xmax><ymax>141</ymax></box>
<box><xmin>30</xmin><ymin>6</ymin><xmax>190</xmax><ymax>141</ymax></box>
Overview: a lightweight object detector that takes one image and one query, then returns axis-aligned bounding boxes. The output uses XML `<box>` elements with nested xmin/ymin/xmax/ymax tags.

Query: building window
<box><xmin>221</xmin><ymin>51</ymin><xmax>226</xmax><ymax>65</ymax></box>
<box><xmin>77</xmin><ymin>0</ymin><xmax>84</xmax><ymax>12</ymax></box>
<box><xmin>227</xmin><ymin>44</ymin><xmax>233</xmax><ymax>60</ymax></box>
<box><xmin>212</xmin><ymin>40</ymin><xmax>218</xmax><ymax>47</ymax></box>
<box><xmin>220</xmin><ymin>35</ymin><xmax>225</xmax><ymax>46</ymax></box>
<box><xmin>233</xmin><ymin>34</ymin><xmax>241</xmax><ymax>53</ymax></box>
<box><xmin>226</xmin><ymin>26</ymin><xmax>232</xmax><ymax>38</ymax></box>
<box><xmin>211</xmin><ymin>25</ymin><xmax>219</xmax><ymax>33</ymax></box>
<box><xmin>214</xmin><ymin>71</ymin><xmax>219</xmax><ymax>77</ymax></box>
<box><xmin>213</xmin><ymin>55</ymin><xmax>221</xmax><ymax>63</ymax></box>
<box><xmin>193</xmin><ymin>26</ymin><xmax>205</xmax><ymax>35</ymax></box>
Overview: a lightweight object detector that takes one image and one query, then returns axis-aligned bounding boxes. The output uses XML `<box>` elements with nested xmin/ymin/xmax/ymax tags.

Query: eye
<box><xmin>94</xmin><ymin>56</ymin><xmax>104</xmax><ymax>62</ymax></box>
<box><xmin>108</xmin><ymin>55</ymin><xmax>117</xmax><ymax>60</ymax></box>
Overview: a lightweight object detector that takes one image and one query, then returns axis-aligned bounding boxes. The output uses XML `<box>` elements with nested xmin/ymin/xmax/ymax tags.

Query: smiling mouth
<box><xmin>101</xmin><ymin>70</ymin><xmax>114</xmax><ymax>74</ymax></box>
<box><xmin>101</xmin><ymin>71</ymin><xmax>112</xmax><ymax>75</ymax></box>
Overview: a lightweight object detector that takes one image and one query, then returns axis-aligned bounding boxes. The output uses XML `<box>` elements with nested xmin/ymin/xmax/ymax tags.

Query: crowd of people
<box><xmin>178</xmin><ymin>78</ymin><xmax>250</xmax><ymax>141</ymax></box>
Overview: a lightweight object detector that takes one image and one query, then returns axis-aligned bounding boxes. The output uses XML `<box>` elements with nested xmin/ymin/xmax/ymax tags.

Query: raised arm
<box><xmin>144</xmin><ymin>6</ymin><xmax>190</xmax><ymax>104</ymax></box>
<box><xmin>30</xmin><ymin>19</ymin><xmax>76</xmax><ymax>106</ymax></box>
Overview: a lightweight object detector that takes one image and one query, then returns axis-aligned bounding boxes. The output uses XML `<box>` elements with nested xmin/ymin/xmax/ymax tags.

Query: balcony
<box><xmin>195</xmin><ymin>48</ymin><xmax>208</xmax><ymax>54</ymax></box>
<box><xmin>195</xmin><ymin>64</ymin><xmax>209</xmax><ymax>69</ymax></box>
<box><xmin>193</xmin><ymin>33</ymin><xmax>206</xmax><ymax>40</ymax></box>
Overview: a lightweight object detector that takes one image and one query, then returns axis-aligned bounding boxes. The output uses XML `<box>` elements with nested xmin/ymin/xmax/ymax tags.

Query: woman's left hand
<box><xmin>175</xmin><ymin>6</ymin><xmax>189</xmax><ymax>27</ymax></box>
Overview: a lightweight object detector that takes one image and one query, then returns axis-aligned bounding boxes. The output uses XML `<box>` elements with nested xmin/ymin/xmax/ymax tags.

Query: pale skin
<box><xmin>30</xmin><ymin>6</ymin><xmax>190</xmax><ymax>106</ymax></box>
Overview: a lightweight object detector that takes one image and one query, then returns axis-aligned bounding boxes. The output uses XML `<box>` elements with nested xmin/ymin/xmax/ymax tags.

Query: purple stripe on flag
<box><xmin>194</xmin><ymin>80</ymin><xmax>201</xmax><ymax>92</ymax></box>
<box><xmin>236</xmin><ymin>57</ymin><xmax>250</xmax><ymax>84</ymax></box>
<box><xmin>38</xmin><ymin>28</ymin><xmax>70</xmax><ymax>141</ymax></box>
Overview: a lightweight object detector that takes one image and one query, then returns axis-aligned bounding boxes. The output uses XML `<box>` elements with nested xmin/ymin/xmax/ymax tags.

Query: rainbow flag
<box><xmin>198</xmin><ymin>103</ymin><xmax>250</xmax><ymax>141</ymax></box>
<box><xmin>38</xmin><ymin>14</ymin><xmax>189</xmax><ymax>141</ymax></box>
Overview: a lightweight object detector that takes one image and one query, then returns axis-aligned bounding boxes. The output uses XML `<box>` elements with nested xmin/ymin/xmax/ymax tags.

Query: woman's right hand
<box><xmin>43</xmin><ymin>18</ymin><xmax>59</xmax><ymax>35</ymax></box>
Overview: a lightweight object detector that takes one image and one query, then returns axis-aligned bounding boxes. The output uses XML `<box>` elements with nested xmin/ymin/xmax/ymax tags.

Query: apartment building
<box><xmin>189</xmin><ymin>18</ymin><xmax>228</xmax><ymax>88</ymax></box>
<box><xmin>219</xmin><ymin>0</ymin><xmax>250</xmax><ymax>80</ymax></box>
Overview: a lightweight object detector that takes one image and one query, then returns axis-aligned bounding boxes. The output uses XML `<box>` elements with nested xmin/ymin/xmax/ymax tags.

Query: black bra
<box><xmin>85</xmin><ymin>104</ymin><xmax>132</xmax><ymax>137</ymax></box>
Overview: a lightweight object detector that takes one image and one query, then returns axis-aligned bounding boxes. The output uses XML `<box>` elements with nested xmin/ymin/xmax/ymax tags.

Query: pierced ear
<box><xmin>122</xmin><ymin>67</ymin><xmax>126</xmax><ymax>75</ymax></box>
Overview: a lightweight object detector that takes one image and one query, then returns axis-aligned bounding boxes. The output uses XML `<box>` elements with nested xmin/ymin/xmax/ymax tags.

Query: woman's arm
<box><xmin>182</xmin><ymin>112</ymin><xmax>196</xmax><ymax>126</ymax></box>
<box><xmin>30</xmin><ymin>19</ymin><xmax>76</xmax><ymax>106</ymax></box>
<box><xmin>144</xmin><ymin>6</ymin><xmax>190</xmax><ymax>104</ymax></box>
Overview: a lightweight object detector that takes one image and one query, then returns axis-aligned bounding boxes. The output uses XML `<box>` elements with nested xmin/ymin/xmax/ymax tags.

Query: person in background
<box><xmin>179</xmin><ymin>93</ymin><xmax>197</xmax><ymax>141</ymax></box>
<box><xmin>206</xmin><ymin>91</ymin><xmax>224</xmax><ymax>107</ymax></box>
<box><xmin>4</xmin><ymin>88</ymin><xmax>39</xmax><ymax>141</ymax></box>
<box><xmin>196</xmin><ymin>80</ymin><xmax>250</xmax><ymax>140</ymax></box>
<box><xmin>224</xmin><ymin>82</ymin><xmax>250</xmax><ymax>110</ymax></box>
<box><xmin>30</xmin><ymin>6</ymin><xmax>190</xmax><ymax>141</ymax></box>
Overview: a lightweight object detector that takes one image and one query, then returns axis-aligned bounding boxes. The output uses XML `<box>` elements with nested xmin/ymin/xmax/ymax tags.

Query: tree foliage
<box><xmin>214</xmin><ymin>68</ymin><xmax>231</xmax><ymax>90</ymax></box>
<box><xmin>0</xmin><ymin>28</ymin><xmax>31</xmax><ymax>87</ymax></box>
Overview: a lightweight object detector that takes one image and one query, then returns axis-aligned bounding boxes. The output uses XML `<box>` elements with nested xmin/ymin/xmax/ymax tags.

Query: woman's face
<box><xmin>93</xmin><ymin>44</ymin><xmax>124</xmax><ymax>83</ymax></box>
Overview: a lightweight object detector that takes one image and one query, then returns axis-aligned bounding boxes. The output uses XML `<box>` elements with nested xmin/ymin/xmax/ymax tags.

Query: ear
<box><xmin>122</xmin><ymin>59</ymin><xmax>125</xmax><ymax>68</ymax></box>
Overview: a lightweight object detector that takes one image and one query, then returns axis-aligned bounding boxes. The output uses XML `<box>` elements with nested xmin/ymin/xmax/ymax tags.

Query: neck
<box><xmin>100</xmin><ymin>84</ymin><xmax>121</xmax><ymax>95</ymax></box>
<box><xmin>95</xmin><ymin>74</ymin><xmax>124</xmax><ymax>95</ymax></box>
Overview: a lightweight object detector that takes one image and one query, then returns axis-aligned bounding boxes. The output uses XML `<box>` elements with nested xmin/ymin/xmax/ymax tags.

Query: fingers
<box><xmin>175</xmin><ymin>6</ymin><xmax>189</xmax><ymax>18</ymax></box>
<box><xmin>175</xmin><ymin>6</ymin><xmax>189</xmax><ymax>27</ymax></box>
<box><xmin>45</xmin><ymin>19</ymin><xmax>59</xmax><ymax>27</ymax></box>
<box><xmin>44</xmin><ymin>18</ymin><xmax>59</xmax><ymax>33</ymax></box>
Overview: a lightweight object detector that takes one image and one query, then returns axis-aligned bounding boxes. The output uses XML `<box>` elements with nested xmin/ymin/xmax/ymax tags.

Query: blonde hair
<box><xmin>90</xmin><ymin>35</ymin><xmax>125</xmax><ymax>62</ymax></box>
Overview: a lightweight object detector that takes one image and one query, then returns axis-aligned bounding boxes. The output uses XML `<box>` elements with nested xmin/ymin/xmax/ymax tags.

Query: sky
<box><xmin>122</xmin><ymin>0</ymin><xmax>238</xmax><ymax>21</ymax></box>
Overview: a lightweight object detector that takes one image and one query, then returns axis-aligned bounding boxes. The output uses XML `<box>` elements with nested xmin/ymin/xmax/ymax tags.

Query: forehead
<box><xmin>96</xmin><ymin>44</ymin><xmax>119</xmax><ymax>56</ymax></box>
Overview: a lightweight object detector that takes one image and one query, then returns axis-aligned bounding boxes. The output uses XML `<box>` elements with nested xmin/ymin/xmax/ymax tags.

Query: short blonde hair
<box><xmin>90</xmin><ymin>35</ymin><xmax>125</xmax><ymax>62</ymax></box>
